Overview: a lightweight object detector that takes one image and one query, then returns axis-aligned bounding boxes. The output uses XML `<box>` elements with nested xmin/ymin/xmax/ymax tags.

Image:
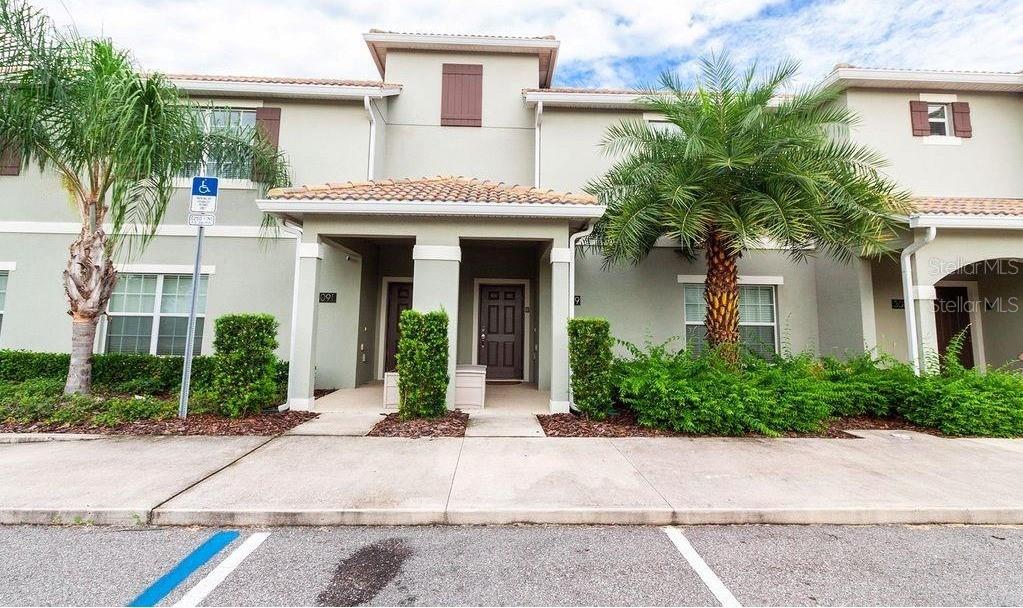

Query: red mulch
<box><xmin>538</xmin><ymin>412</ymin><xmax>680</xmax><ymax>437</ymax></box>
<box><xmin>0</xmin><ymin>411</ymin><xmax>318</xmax><ymax>436</ymax></box>
<box><xmin>539</xmin><ymin>411</ymin><xmax>938</xmax><ymax>439</ymax></box>
<box><xmin>367</xmin><ymin>410</ymin><xmax>469</xmax><ymax>438</ymax></box>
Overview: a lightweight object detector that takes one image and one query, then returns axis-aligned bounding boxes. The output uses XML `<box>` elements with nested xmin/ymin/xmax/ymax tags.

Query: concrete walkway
<box><xmin>2</xmin><ymin>430</ymin><xmax>1023</xmax><ymax>526</ymax></box>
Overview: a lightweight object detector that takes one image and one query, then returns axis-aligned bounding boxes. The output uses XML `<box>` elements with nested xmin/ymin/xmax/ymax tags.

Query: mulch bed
<box><xmin>539</xmin><ymin>411</ymin><xmax>939</xmax><ymax>439</ymax></box>
<box><xmin>0</xmin><ymin>411</ymin><xmax>318</xmax><ymax>436</ymax></box>
<box><xmin>367</xmin><ymin>410</ymin><xmax>469</xmax><ymax>438</ymax></box>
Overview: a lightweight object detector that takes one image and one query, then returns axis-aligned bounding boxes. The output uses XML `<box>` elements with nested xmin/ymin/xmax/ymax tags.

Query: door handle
<box><xmin>479</xmin><ymin>329</ymin><xmax>487</xmax><ymax>349</ymax></box>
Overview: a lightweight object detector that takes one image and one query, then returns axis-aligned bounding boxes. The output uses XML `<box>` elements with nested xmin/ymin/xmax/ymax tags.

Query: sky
<box><xmin>32</xmin><ymin>0</ymin><xmax>1023</xmax><ymax>90</ymax></box>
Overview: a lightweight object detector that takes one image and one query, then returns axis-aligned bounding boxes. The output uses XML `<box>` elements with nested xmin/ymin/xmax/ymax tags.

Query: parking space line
<box><xmin>127</xmin><ymin>530</ymin><xmax>240</xmax><ymax>607</ymax></box>
<box><xmin>662</xmin><ymin>526</ymin><xmax>741</xmax><ymax>608</ymax></box>
<box><xmin>173</xmin><ymin>532</ymin><xmax>270</xmax><ymax>607</ymax></box>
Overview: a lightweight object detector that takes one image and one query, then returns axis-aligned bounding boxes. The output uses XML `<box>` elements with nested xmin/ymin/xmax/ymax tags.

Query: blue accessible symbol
<box><xmin>191</xmin><ymin>176</ymin><xmax>219</xmax><ymax>198</ymax></box>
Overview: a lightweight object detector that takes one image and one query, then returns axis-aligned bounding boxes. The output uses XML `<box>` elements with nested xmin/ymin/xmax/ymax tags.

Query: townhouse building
<box><xmin>1</xmin><ymin>31</ymin><xmax>1021</xmax><ymax>411</ymax></box>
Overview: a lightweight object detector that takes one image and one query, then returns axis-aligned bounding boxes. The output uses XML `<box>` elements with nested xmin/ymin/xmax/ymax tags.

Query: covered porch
<box><xmin>870</xmin><ymin>198</ymin><xmax>1023</xmax><ymax>371</ymax></box>
<box><xmin>258</xmin><ymin>177</ymin><xmax>604</xmax><ymax>413</ymax></box>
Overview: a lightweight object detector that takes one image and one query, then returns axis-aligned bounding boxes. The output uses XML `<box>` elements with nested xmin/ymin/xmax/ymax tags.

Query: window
<box><xmin>927</xmin><ymin>103</ymin><xmax>951</xmax><ymax>136</ymax></box>
<box><xmin>683</xmin><ymin>283</ymin><xmax>778</xmax><ymax>357</ymax></box>
<box><xmin>441</xmin><ymin>64</ymin><xmax>482</xmax><ymax>127</ymax></box>
<box><xmin>0</xmin><ymin>272</ymin><xmax>7</xmax><ymax>332</ymax></box>
<box><xmin>180</xmin><ymin>107</ymin><xmax>257</xmax><ymax>179</ymax></box>
<box><xmin>105</xmin><ymin>273</ymin><xmax>209</xmax><ymax>356</ymax></box>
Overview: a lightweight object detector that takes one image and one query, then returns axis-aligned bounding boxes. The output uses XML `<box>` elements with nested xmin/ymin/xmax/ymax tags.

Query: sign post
<box><xmin>179</xmin><ymin>176</ymin><xmax>219</xmax><ymax>418</ymax></box>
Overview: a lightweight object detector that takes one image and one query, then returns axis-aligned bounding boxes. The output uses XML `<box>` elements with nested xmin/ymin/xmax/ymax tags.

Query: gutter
<box><xmin>280</xmin><ymin>219</ymin><xmax>304</xmax><ymax>411</ymax></box>
<box><xmin>900</xmin><ymin>226</ymin><xmax>937</xmax><ymax>374</ymax></box>
<box><xmin>364</xmin><ymin>96</ymin><xmax>378</xmax><ymax>180</ymax></box>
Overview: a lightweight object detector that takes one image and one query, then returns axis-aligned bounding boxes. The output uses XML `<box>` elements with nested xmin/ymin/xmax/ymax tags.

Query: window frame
<box><xmin>174</xmin><ymin>104</ymin><xmax>260</xmax><ymax>190</ymax></box>
<box><xmin>103</xmin><ymin>272</ymin><xmax>210</xmax><ymax>356</ymax></box>
<box><xmin>678</xmin><ymin>277</ymin><xmax>782</xmax><ymax>356</ymax></box>
<box><xmin>927</xmin><ymin>103</ymin><xmax>952</xmax><ymax>137</ymax></box>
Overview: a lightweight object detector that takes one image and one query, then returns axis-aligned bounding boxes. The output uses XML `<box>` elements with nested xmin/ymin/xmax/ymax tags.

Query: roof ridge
<box><xmin>267</xmin><ymin>176</ymin><xmax>597</xmax><ymax>204</ymax></box>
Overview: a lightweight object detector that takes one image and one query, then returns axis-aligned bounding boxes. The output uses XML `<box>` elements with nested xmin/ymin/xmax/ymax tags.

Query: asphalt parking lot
<box><xmin>1</xmin><ymin>524</ymin><xmax>1021</xmax><ymax>606</ymax></box>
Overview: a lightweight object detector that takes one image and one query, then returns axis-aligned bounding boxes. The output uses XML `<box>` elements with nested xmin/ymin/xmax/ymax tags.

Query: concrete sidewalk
<box><xmin>1</xmin><ymin>430</ymin><xmax>1022</xmax><ymax>526</ymax></box>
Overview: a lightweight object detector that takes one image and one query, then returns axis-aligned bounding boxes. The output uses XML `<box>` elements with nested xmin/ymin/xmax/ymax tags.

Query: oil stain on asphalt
<box><xmin>317</xmin><ymin>538</ymin><xmax>413</xmax><ymax>606</ymax></box>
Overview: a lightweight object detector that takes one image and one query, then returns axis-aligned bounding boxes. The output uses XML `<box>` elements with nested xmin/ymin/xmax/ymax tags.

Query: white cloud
<box><xmin>29</xmin><ymin>0</ymin><xmax>1023</xmax><ymax>87</ymax></box>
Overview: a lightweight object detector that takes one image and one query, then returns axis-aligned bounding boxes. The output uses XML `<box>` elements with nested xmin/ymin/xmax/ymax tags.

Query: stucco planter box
<box><xmin>383</xmin><ymin>366</ymin><xmax>487</xmax><ymax>409</ymax></box>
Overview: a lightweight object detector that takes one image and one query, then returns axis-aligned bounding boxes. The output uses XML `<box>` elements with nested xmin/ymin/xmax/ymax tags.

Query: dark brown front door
<box><xmin>934</xmin><ymin>285</ymin><xmax>975</xmax><ymax>369</ymax></box>
<box><xmin>478</xmin><ymin>284</ymin><xmax>524</xmax><ymax>380</ymax></box>
<box><xmin>384</xmin><ymin>282</ymin><xmax>413</xmax><ymax>372</ymax></box>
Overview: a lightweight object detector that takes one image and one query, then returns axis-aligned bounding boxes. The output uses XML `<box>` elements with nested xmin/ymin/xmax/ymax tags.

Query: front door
<box><xmin>934</xmin><ymin>285</ymin><xmax>975</xmax><ymax>369</ymax></box>
<box><xmin>384</xmin><ymin>282</ymin><xmax>413</xmax><ymax>372</ymax></box>
<box><xmin>478</xmin><ymin>284</ymin><xmax>524</xmax><ymax>380</ymax></box>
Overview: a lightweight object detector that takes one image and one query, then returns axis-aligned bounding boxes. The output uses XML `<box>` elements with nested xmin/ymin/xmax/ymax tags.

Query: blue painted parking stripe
<box><xmin>127</xmin><ymin>530</ymin><xmax>240</xmax><ymax>607</ymax></box>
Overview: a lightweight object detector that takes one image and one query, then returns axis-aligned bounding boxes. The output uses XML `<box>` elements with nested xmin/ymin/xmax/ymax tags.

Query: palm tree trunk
<box><xmin>63</xmin><ymin>227</ymin><xmax>117</xmax><ymax>395</ymax></box>
<box><xmin>704</xmin><ymin>230</ymin><xmax>741</xmax><ymax>362</ymax></box>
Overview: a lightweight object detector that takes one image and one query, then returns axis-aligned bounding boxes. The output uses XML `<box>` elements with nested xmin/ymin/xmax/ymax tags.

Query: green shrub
<box><xmin>92</xmin><ymin>395</ymin><xmax>176</xmax><ymax>426</ymax></box>
<box><xmin>211</xmin><ymin>314</ymin><xmax>280</xmax><ymax>418</ymax></box>
<box><xmin>897</xmin><ymin>333</ymin><xmax>1023</xmax><ymax>437</ymax></box>
<box><xmin>822</xmin><ymin>353</ymin><xmax>919</xmax><ymax>417</ymax></box>
<box><xmin>396</xmin><ymin>309</ymin><xmax>449</xmax><ymax>419</ymax></box>
<box><xmin>568</xmin><ymin>317</ymin><xmax>615</xmax><ymax>420</ymax></box>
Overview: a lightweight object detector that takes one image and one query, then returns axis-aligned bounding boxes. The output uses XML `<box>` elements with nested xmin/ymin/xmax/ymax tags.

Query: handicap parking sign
<box><xmin>190</xmin><ymin>176</ymin><xmax>219</xmax><ymax>213</ymax></box>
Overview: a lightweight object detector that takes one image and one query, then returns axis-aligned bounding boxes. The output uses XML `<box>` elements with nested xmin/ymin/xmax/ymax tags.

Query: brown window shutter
<box><xmin>0</xmin><ymin>141</ymin><xmax>21</xmax><ymax>176</ymax></box>
<box><xmin>951</xmin><ymin>102</ymin><xmax>972</xmax><ymax>138</ymax></box>
<box><xmin>909</xmin><ymin>101</ymin><xmax>930</xmax><ymax>136</ymax></box>
<box><xmin>255</xmin><ymin>107</ymin><xmax>282</xmax><ymax>149</ymax></box>
<box><xmin>441</xmin><ymin>64</ymin><xmax>482</xmax><ymax>127</ymax></box>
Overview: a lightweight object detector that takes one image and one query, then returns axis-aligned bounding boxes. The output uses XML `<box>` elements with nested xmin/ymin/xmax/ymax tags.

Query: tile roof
<box><xmin>912</xmin><ymin>197</ymin><xmax>1023</xmax><ymax>217</ymax></box>
<box><xmin>166</xmin><ymin>74</ymin><xmax>400</xmax><ymax>88</ymax></box>
<box><xmin>267</xmin><ymin>176</ymin><xmax>597</xmax><ymax>205</ymax></box>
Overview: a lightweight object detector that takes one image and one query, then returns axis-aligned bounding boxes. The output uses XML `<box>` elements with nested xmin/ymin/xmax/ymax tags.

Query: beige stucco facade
<box><xmin>2</xmin><ymin>33</ymin><xmax>1022</xmax><ymax>413</ymax></box>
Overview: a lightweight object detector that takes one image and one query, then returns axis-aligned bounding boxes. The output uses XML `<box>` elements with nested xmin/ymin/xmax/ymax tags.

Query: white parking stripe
<box><xmin>172</xmin><ymin>532</ymin><xmax>270</xmax><ymax>607</ymax></box>
<box><xmin>662</xmin><ymin>526</ymin><xmax>741</xmax><ymax>608</ymax></box>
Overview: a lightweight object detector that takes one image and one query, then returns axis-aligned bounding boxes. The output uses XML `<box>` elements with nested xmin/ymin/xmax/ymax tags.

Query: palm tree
<box><xmin>0</xmin><ymin>0</ymin><xmax>289</xmax><ymax>394</ymax></box>
<box><xmin>587</xmin><ymin>55</ymin><xmax>909</xmax><ymax>360</ymax></box>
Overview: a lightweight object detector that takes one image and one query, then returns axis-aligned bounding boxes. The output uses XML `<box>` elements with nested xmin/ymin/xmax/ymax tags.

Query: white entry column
<box><xmin>914</xmin><ymin>284</ymin><xmax>940</xmax><ymax>373</ymax></box>
<box><xmin>549</xmin><ymin>247</ymin><xmax>572</xmax><ymax>413</ymax></box>
<box><xmin>288</xmin><ymin>240</ymin><xmax>323</xmax><ymax>411</ymax></box>
<box><xmin>411</xmin><ymin>243</ymin><xmax>461</xmax><ymax>408</ymax></box>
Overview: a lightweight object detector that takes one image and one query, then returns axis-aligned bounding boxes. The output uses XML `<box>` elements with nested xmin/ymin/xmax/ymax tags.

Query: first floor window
<box><xmin>683</xmin><ymin>283</ymin><xmax>778</xmax><ymax>357</ymax></box>
<box><xmin>0</xmin><ymin>271</ymin><xmax>7</xmax><ymax>332</ymax></box>
<box><xmin>105</xmin><ymin>273</ymin><xmax>209</xmax><ymax>356</ymax></box>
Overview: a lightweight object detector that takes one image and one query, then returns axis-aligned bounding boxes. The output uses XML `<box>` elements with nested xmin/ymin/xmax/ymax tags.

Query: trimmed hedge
<box><xmin>0</xmin><ymin>350</ymin><xmax>287</xmax><ymax>398</ymax></box>
<box><xmin>567</xmin><ymin>317</ymin><xmax>615</xmax><ymax>420</ymax></box>
<box><xmin>211</xmin><ymin>314</ymin><xmax>280</xmax><ymax>418</ymax></box>
<box><xmin>396</xmin><ymin>309</ymin><xmax>449</xmax><ymax>419</ymax></box>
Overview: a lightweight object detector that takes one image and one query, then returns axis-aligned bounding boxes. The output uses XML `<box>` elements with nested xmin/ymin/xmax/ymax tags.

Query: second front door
<box><xmin>477</xmin><ymin>284</ymin><xmax>524</xmax><ymax>380</ymax></box>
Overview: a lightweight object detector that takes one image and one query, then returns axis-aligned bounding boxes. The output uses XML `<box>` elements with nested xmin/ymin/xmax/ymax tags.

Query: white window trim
<box><xmin>174</xmin><ymin>105</ymin><xmax>258</xmax><ymax>190</ymax></box>
<box><xmin>677</xmin><ymin>274</ymin><xmax>784</xmax><ymax>285</ymax></box>
<box><xmin>0</xmin><ymin>262</ymin><xmax>16</xmax><ymax>271</ymax></box>
<box><xmin>679</xmin><ymin>278</ymin><xmax>782</xmax><ymax>355</ymax></box>
<box><xmin>116</xmin><ymin>264</ymin><xmax>216</xmax><ymax>275</ymax></box>
<box><xmin>102</xmin><ymin>273</ymin><xmax>210</xmax><ymax>356</ymax></box>
<box><xmin>0</xmin><ymin>267</ymin><xmax>9</xmax><ymax>336</ymax></box>
<box><xmin>919</xmin><ymin>95</ymin><xmax>963</xmax><ymax>144</ymax></box>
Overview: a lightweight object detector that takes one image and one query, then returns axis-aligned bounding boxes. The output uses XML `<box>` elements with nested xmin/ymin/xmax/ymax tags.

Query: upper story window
<box><xmin>910</xmin><ymin>99</ymin><xmax>972</xmax><ymax>139</ymax></box>
<box><xmin>105</xmin><ymin>273</ymin><xmax>209</xmax><ymax>356</ymax></box>
<box><xmin>441</xmin><ymin>64</ymin><xmax>482</xmax><ymax>127</ymax></box>
<box><xmin>927</xmin><ymin>103</ymin><xmax>951</xmax><ymax>136</ymax></box>
<box><xmin>180</xmin><ymin>107</ymin><xmax>258</xmax><ymax>179</ymax></box>
<box><xmin>0</xmin><ymin>141</ymin><xmax>21</xmax><ymax>176</ymax></box>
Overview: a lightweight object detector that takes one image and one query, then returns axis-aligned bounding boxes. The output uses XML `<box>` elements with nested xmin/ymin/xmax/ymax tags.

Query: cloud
<box><xmin>31</xmin><ymin>0</ymin><xmax>1023</xmax><ymax>89</ymax></box>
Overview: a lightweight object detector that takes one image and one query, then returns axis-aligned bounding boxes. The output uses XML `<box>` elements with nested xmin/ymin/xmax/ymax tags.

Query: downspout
<box><xmin>569</xmin><ymin>219</ymin><xmax>595</xmax><ymax>320</ymax></box>
<box><xmin>567</xmin><ymin>219</ymin><xmax>595</xmax><ymax>412</ymax></box>
<box><xmin>533</xmin><ymin>101</ymin><xmax>543</xmax><ymax>187</ymax></box>
<box><xmin>900</xmin><ymin>226</ymin><xmax>936</xmax><ymax>374</ymax></box>
<box><xmin>280</xmin><ymin>219</ymin><xmax>304</xmax><ymax>411</ymax></box>
<box><xmin>364</xmin><ymin>96</ymin><xmax>377</xmax><ymax>180</ymax></box>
